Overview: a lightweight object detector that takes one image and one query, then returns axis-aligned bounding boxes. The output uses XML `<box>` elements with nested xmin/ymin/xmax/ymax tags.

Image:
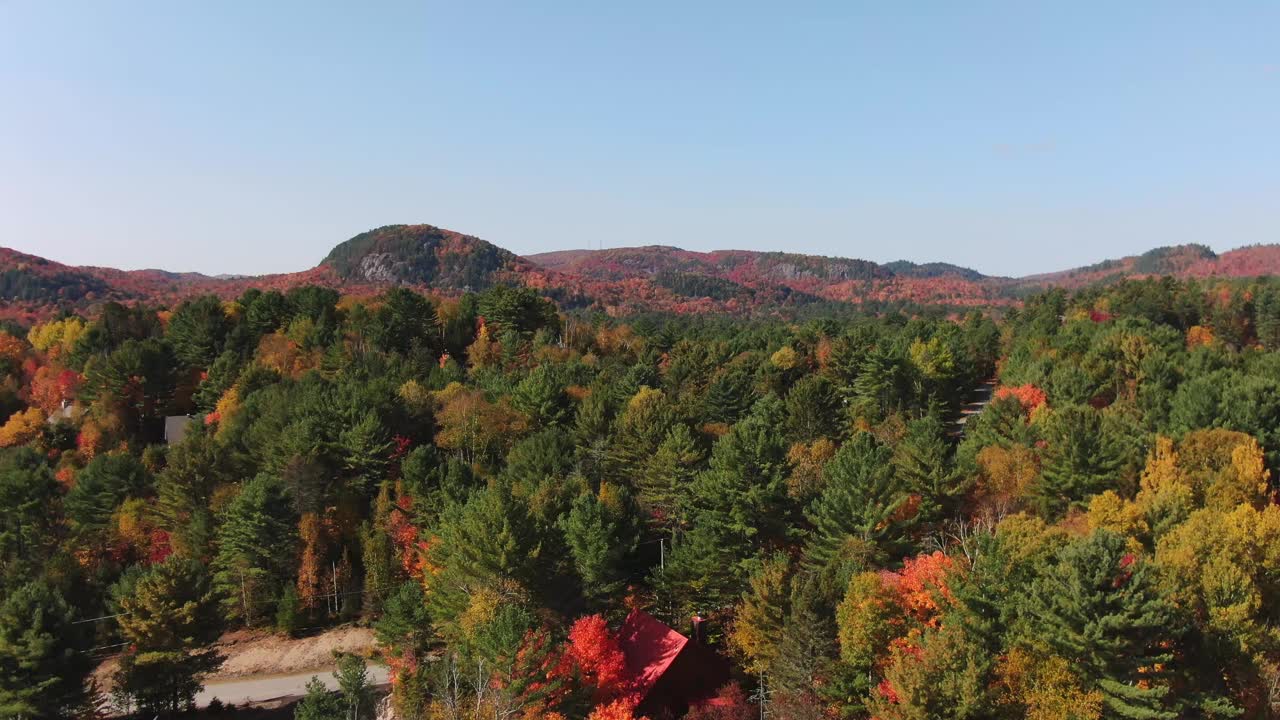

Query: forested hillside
<box><xmin>12</xmin><ymin>224</ymin><xmax>1280</xmax><ymax>323</ymax></box>
<box><xmin>5</xmin><ymin>270</ymin><xmax>1280</xmax><ymax>719</ymax></box>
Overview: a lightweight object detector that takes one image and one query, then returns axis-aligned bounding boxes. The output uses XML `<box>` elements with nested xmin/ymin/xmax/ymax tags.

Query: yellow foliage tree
<box><xmin>1186</xmin><ymin>324</ymin><xmax>1216</xmax><ymax>348</ymax></box>
<box><xmin>974</xmin><ymin>444</ymin><xmax>1039</xmax><ymax>520</ymax></box>
<box><xmin>0</xmin><ymin>407</ymin><xmax>44</xmax><ymax>447</ymax></box>
<box><xmin>995</xmin><ymin>647</ymin><xmax>1103</xmax><ymax>720</ymax></box>
<box><xmin>1137</xmin><ymin>431</ymin><xmax>1270</xmax><ymax>526</ymax></box>
<box><xmin>27</xmin><ymin>317</ymin><xmax>86</xmax><ymax>356</ymax></box>
<box><xmin>785</xmin><ymin>438</ymin><xmax>838</xmax><ymax>501</ymax></box>
<box><xmin>770</xmin><ymin>345</ymin><xmax>799</xmax><ymax>371</ymax></box>
<box><xmin>433</xmin><ymin>382</ymin><xmax>527</xmax><ymax>464</ymax></box>
<box><xmin>1155</xmin><ymin>504</ymin><xmax>1280</xmax><ymax>654</ymax></box>
<box><xmin>728</xmin><ymin>553</ymin><xmax>790</xmax><ymax>674</ymax></box>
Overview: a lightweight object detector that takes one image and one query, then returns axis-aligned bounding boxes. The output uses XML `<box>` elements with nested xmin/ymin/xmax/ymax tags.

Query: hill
<box><xmin>6</xmin><ymin>227</ymin><xmax>1280</xmax><ymax>320</ymax></box>
<box><xmin>319</xmin><ymin>224</ymin><xmax>540</xmax><ymax>290</ymax></box>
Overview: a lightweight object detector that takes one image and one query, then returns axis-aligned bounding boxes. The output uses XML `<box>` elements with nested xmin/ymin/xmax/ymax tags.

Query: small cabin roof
<box><xmin>617</xmin><ymin>608</ymin><xmax>689</xmax><ymax>697</ymax></box>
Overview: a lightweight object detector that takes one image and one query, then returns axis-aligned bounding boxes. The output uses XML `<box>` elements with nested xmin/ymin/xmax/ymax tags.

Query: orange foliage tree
<box><xmin>993</xmin><ymin>384</ymin><xmax>1047</xmax><ymax>414</ymax></box>
<box><xmin>30</xmin><ymin>366</ymin><xmax>80</xmax><ymax>414</ymax></box>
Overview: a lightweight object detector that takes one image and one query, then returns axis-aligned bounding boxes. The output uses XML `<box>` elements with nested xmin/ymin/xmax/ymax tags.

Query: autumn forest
<box><xmin>6</xmin><ymin>233</ymin><xmax>1280</xmax><ymax>720</ymax></box>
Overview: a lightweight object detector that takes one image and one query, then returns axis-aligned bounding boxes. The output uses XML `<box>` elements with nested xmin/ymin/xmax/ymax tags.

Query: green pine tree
<box><xmin>637</xmin><ymin>423</ymin><xmax>703</xmax><ymax>530</ymax></box>
<box><xmin>893</xmin><ymin>413</ymin><xmax>963</xmax><ymax>523</ymax></box>
<box><xmin>213</xmin><ymin>474</ymin><xmax>297</xmax><ymax>626</ymax></box>
<box><xmin>294</xmin><ymin>677</ymin><xmax>344</xmax><ymax>720</ymax></box>
<box><xmin>114</xmin><ymin>558</ymin><xmax>223</xmax><ymax>716</ymax></box>
<box><xmin>0</xmin><ymin>581</ymin><xmax>90</xmax><ymax>718</ymax></box>
<box><xmin>559</xmin><ymin>489</ymin><xmax>635</xmax><ymax>607</ymax></box>
<box><xmin>1036</xmin><ymin>404</ymin><xmax>1123</xmax><ymax>516</ymax></box>
<box><xmin>1019</xmin><ymin>530</ymin><xmax>1182</xmax><ymax>719</ymax></box>
<box><xmin>804</xmin><ymin>432</ymin><xmax>910</xmax><ymax>578</ymax></box>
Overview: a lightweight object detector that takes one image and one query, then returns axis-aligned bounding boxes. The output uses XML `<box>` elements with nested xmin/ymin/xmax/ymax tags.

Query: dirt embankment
<box><xmin>94</xmin><ymin>625</ymin><xmax>378</xmax><ymax>687</ymax></box>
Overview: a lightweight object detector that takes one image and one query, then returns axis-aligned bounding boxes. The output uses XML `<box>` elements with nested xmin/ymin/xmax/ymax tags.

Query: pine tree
<box><xmin>573</xmin><ymin>389</ymin><xmax>613</xmax><ymax>483</ymax></box>
<box><xmin>64</xmin><ymin>453</ymin><xmax>153</xmax><ymax>540</ymax></box>
<box><xmin>853</xmin><ymin>344</ymin><xmax>906</xmax><ymax>418</ymax></box>
<box><xmin>372</xmin><ymin>287</ymin><xmax>441</xmax><ymax>357</ymax></box>
<box><xmin>0</xmin><ymin>581</ymin><xmax>90</xmax><ymax>718</ymax></box>
<box><xmin>893</xmin><ymin>413</ymin><xmax>963</xmax><ymax>523</ymax></box>
<box><xmin>428</xmin><ymin>482</ymin><xmax>541</xmax><ymax>634</ymax></box>
<box><xmin>785</xmin><ymin>374</ymin><xmax>841</xmax><ymax>442</ymax></box>
<box><xmin>335</xmin><ymin>654</ymin><xmax>373</xmax><ymax>720</ymax></box>
<box><xmin>167</xmin><ymin>295</ymin><xmax>231</xmax><ymax>369</ymax></box>
<box><xmin>156</xmin><ymin>429</ymin><xmax>238</xmax><ymax>558</ymax></box>
<box><xmin>1019</xmin><ymin>530</ymin><xmax>1181</xmax><ymax>719</ymax></box>
<box><xmin>511</xmin><ymin>364</ymin><xmax>572</xmax><ymax>429</ymax></box>
<box><xmin>683</xmin><ymin>395</ymin><xmax>793</xmax><ymax>559</ymax></box>
<box><xmin>604</xmin><ymin>386</ymin><xmax>676</xmax><ymax>486</ymax></box>
<box><xmin>1036</xmin><ymin>404</ymin><xmax>1123</xmax><ymax>516</ymax></box>
<box><xmin>114</xmin><ymin>558</ymin><xmax>223</xmax><ymax>715</ymax></box>
<box><xmin>653</xmin><ymin>522</ymin><xmax>743</xmax><ymax>621</ymax></box>
<box><xmin>703</xmin><ymin>364</ymin><xmax>757</xmax><ymax>425</ymax></box>
<box><xmin>637</xmin><ymin>423</ymin><xmax>703</xmax><ymax>530</ymax></box>
<box><xmin>193</xmin><ymin>350</ymin><xmax>243</xmax><ymax>412</ymax></box>
<box><xmin>559</xmin><ymin>489</ymin><xmax>634</xmax><ymax>607</ymax></box>
<box><xmin>0</xmin><ymin>449</ymin><xmax>60</xmax><ymax>576</ymax></box>
<box><xmin>360</xmin><ymin>484</ymin><xmax>399</xmax><ymax>617</ymax></box>
<box><xmin>213</xmin><ymin>474</ymin><xmax>297</xmax><ymax>626</ymax></box>
<box><xmin>804</xmin><ymin>433</ymin><xmax>911</xmax><ymax>584</ymax></box>
<box><xmin>294</xmin><ymin>677</ymin><xmax>344</xmax><ymax>720</ymax></box>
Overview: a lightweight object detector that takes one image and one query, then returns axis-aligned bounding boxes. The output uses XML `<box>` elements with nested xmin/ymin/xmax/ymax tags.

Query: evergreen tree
<box><xmin>193</xmin><ymin>350</ymin><xmax>243</xmax><ymax>412</ymax></box>
<box><xmin>0</xmin><ymin>449</ymin><xmax>60</xmax><ymax>579</ymax></box>
<box><xmin>360</xmin><ymin>484</ymin><xmax>399</xmax><ymax>617</ymax></box>
<box><xmin>335</xmin><ymin>654</ymin><xmax>373</xmax><ymax>720</ymax></box>
<box><xmin>511</xmin><ymin>364</ymin><xmax>572</xmax><ymax>428</ymax></box>
<box><xmin>893</xmin><ymin>413</ymin><xmax>963</xmax><ymax>523</ymax></box>
<box><xmin>114</xmin><ymin>558</ymin><xmax>223</xmax><ymax>715</ymax></box>
<box><xmin>80</xmin><ymin>338</ymin><xmax>177</xmax><ymax>439</ymax></box>
<box><xmin>372</xmin><ymin>287</ymin><xmax>441</xmax><ymax>357</ymax></box>
<box><xmin>572</xmin><ymin>389</ymin><xmax>613</xmax><ymax>482</ymax></box>
<box><xmin>637</xmin><ymin>423</ymin><xmax>703</xmax><ymax>530</ymax></box>
<box><xmin>785</xmin><ymin>374</ymin><xmax>841</xmax><ymax>442</ymax></box>
<box><xmin>682</xmin><ymin>396</ymin><xmax>793</xmax><ymax>565</ymax></box>
<box><xmin>167</xmin><ymin>295</ymin><xmax>232</xmax><ymax>369</ymax></box>
<box><xmin>853</xmin><ymin>344</ymin><xmax>907</xmax><ymax>418</ymax></box>
<box><xmin>652</xmin><ymin>522</ymin><xmax>743</xmax><ymax>621</ymax></box>
<box><xmin>604</xmin><ymin>386</ymin><xmax>676</xmax><ymax>486</ymax></box>
<box><xmin>64</xmin><ymin>453</ymin><xmax>153</xmax><ymax>539</ymax></box>
<box><xmin>0</xmin><ymin>581</ymin><xmax>90</xmax><ymax>718</ymax></box>
<box><xmin>213</xmin><ymin>474</ymin><xmax>297</xmax><ymax>626</ymax></box>
<box><xmin>428</xmin><ymin>482</ymin><xmax>541</xmax><ymax>633</ymax></box>
<box><xmin>294</xmin><ymin>677</ymin><xmax>344</xmax><ymax>720</ymax></box>
<box><xmin>1036</xmin><ymin>404</ymin><xmax>1124</xmax><ymax>516</ymax></box>
<box><xmin>375</xmin><ymin>582</ymin><xmax>434</xmax><ymax>671</ymax></box>
<box><xmin>559</xmin><ymin>489</ymin><xmax>635</xmax><ymax>607</ymax></box>
<box><xmin>1018</xmin><ymin>530</ymin><xmax>1182</xmax><ymax>719</ymax></box>
<box><xmin>804</xmin><ymin>432</ymin><xmax>910</xmax><ymax>578</ymax></box>
<box><xmin>703</xmin><ymin>363</ymin><xmax>757</xmax><ymax>425</ymax></box>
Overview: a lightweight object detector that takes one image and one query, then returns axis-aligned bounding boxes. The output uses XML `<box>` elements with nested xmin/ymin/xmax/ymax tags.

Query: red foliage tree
<box><xmin>567</xmin><ymin>614</ymin><xmax>633</xmax><ymax>701</ymax></box>
<box><xmin>685</xmin><ymin>683</ymin><xmax>755</xmax><ymax>720</ymax></box>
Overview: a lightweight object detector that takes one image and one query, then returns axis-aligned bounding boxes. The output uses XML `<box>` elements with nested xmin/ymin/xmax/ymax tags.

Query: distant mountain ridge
<box><xmin>4</xmin><ymin>224</ymin><xmax>1280</xmax><ymax>320</ymax></box>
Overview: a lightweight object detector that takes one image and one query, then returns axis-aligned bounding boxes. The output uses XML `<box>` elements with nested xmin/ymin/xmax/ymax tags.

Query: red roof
<box><xmin>617</xmin><ymin>608</ymin><xmax>688</xmax><ymax>697</ymax></box>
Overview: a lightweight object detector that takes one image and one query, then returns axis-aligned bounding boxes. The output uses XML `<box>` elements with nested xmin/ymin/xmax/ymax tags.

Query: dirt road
<box><xmin>196</xmin><ymin>664</ymin><xmax>391</xmax><ymax>707</ymax></box>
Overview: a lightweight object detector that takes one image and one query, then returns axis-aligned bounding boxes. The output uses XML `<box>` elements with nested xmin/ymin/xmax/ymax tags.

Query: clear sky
<box><xmin>2</xmin><ymin>2</ymin><xmax>1277</xmax><ymax>277</ymax></box>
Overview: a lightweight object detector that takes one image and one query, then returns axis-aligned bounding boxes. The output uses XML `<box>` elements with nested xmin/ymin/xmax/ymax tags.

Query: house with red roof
<box><xmin>617</xmin><ymin>608</ymin><xmax>731</xmax><ymax>719</ymax></box>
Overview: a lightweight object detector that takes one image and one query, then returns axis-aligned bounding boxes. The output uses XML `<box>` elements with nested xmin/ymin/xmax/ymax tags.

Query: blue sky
<box><xmin>1</xmin><ymin>2</ymin><xmax>1276</xmax><ymax>277</ymax></box>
